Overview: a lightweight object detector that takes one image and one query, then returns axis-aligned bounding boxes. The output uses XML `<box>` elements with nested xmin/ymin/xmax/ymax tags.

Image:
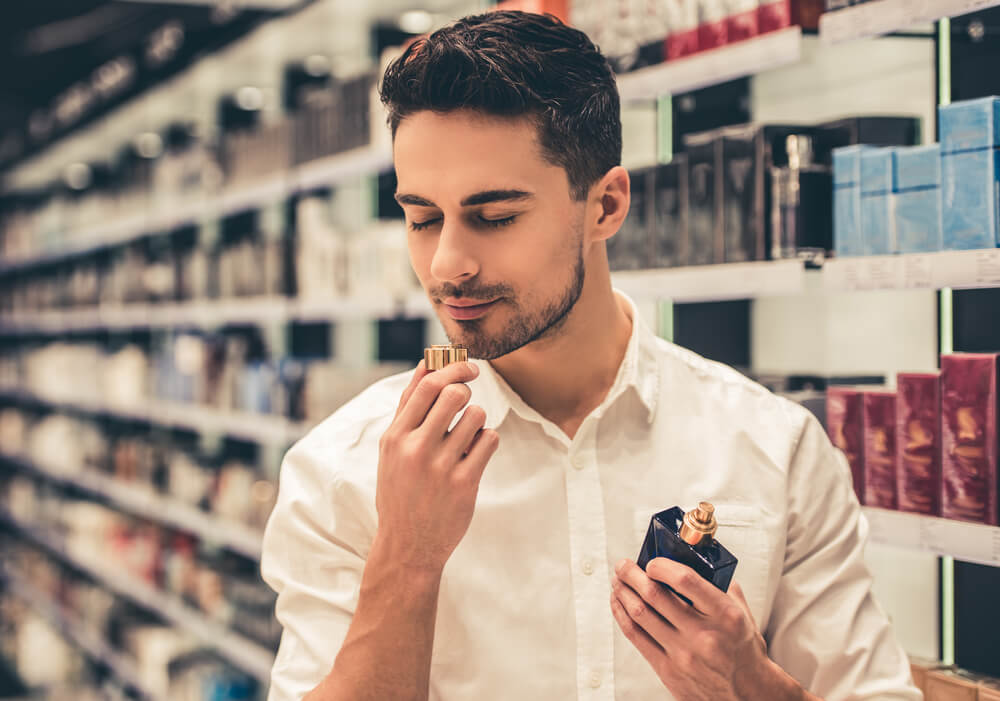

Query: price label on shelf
<box><xmin>974</xmin><ymin>249</ymin><xmax>1000</xmax><ymax>286</ymax></box>
<box><xmin>866</xmin><ymin>257</ymin><xmax>901</xmax><ymax>290</ymax></box>
<box><xmin>902</xmin><ymin>255</ymin><xmax>933</xmax><ymax>289</ymax></box>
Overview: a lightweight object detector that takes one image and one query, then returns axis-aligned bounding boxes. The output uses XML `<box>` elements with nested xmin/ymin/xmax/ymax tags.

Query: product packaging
<box><xmin>863</xmin><ymin>390</ymin><xmax>898</xmax><ymax>509</ymax></box>
<box><xmin>609</xmin><ymin>168</ymin><xmax>653</xmax><ymax>271</ymax></box>
<box><xmin>925</xmin><ymin>669</ymin><xmax>983</xmax><ymax>701</ymax></box>
<box><xmin>893</xmin><ymin>145</ymin><xmax>943</xmax><ymax>254</ymax></box>
<box><xmin>683</xmin><ymin>129</ymin><xmax>723</xmax><ymax>265</ymax></box>
<box><xmin>664</xmin><ymin>0</ymin><xmax>701</xmax><ymax>59</ymax></box>
<box><xmin>726</xmin><ymin>0</ymin><xmax>760</xmax><ymax>42</ymax></box>
<box><xmin>651</xmin><ymin>156</ymin><xmax>689</xmax><ymax>268</ymax></box>
<box><xmin>698</xmin><ymin>0</ymin><xmax>729</xmax><ymax>51</ymax></box>
<box><xmin>940</xmin><ymin>353</ymin><xmax>999</xmax><ymax>525</ymax></box>
<box><xmin>833</xmin><ymin>145</ymin><xmax>869</xmax><ymax>257</ymax></box>
<box><xmin>896</xmin><ymin>372</ymin><xmax>942</xmax><ymax>516</ymax></box>
<box><xmin>770</xmin><ymin>132</ymin><xmax>833</xmax><ymax>259</ymax></box>
<box><xmin>860</xmin><ymin>148</ymin><xmax>896</xmax><ymax>255</ymax></box>
<box><xmin>939</xmin><ymin>97</ymin><xmax>1000</xmax><ymax>250</ymax></box>
<box><xmin>826</xmin><ymin>387</ymin><xmax>865</xmax><ymax>503</ymax></box>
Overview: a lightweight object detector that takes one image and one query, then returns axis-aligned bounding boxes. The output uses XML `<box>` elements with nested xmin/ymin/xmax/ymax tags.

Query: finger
<box><xmin>419</xmin><ymin>382</ymin><xmax>473</xmax><ymax>438</ymax></box>
<box><xmin>396</xmin><ymin>361</ymin><xmax>479</xmax><ymax>431</ymax></box>
<box><xmin>616</xmin><ymin>559</ymin><xmax>701</xmax><ymax>629</ymax></box>
<box><xmin>610</xmin><ymin>592</ymin><xmax>666</xmax><ymax>671</ymax></box>
<box><xmin>728</xmin><ymin>580</ymin><xmax>758</xmax><ymax>628</ymax></box>
<box><xmin>456</xmin><ymin>428</ymin><xmax>499</xmax><ymax>482</ymax></box>
<box><xmin>645</xmin><ymin>557</ymin><xmax>728</xmax><ymax>617</ymax></box>
<box><xmin>394</xmin><ymin>360</ymin><xmax>430</xmax><ymax>419</ymax></box>
<box><xmin>441</xmin><ymin>405</ymin><xmax>487</xmax><ymax>461</ymax></box>
<box><xmin>611</xmin><ymin>574</ymin><xmax>679</xmax><ymax>648</ymax></box>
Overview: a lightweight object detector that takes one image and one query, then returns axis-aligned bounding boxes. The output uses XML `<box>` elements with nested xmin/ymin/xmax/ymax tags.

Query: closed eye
<box><xmin>478</xmin><ymin>215</ymin><xmax>517</xmax><ymax>228</ymax></box>
<box><xmin>409</xmin><ymin>217</ymin><xmax>442</xmax><ymax>231</ymax></box>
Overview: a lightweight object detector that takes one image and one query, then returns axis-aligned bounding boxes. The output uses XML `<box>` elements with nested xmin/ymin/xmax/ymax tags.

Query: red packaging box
<box><xmin>698</xmin><ymin>0</ymin><xmax>729</xmax><ymax>52</ymax></box>
<box><xmin>757</xmin><ymin>0</ymin><xmax>790</xmax><ymax>33</ymax></box>
<box><xmin>941</xmin><ymin>353</ymin><xmax>999</xmax><ymax>525</ymax></box>
<box><xmin>863</xmin><ymin>390</ymin><xmax>898</xmax><ymax>509</ymax></box>
<box><xmin>826</xmin><ymin>387</ymin><xmax>865</xmax><ymax>504</ymax></box>
<box><xmin>665</xmin><ymin>0</ymin><xmax>701</xmax><ymax>60</ymax></box>
<box><xmin>896</xmin><ymin>372</ymin><xmax>942</xmax><ymax>516</ymax></box>
<box><xmin>726</xmin><ymin>0</ymin><xmax>760</xmax><ymax>42</ymax></box>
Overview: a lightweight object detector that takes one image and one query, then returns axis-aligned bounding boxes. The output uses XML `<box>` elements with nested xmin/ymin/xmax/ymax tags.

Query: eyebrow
<box><xmin>394</xmin><ymin>189</ymin><xmax>535</xmax><ymax>208</ymax></box>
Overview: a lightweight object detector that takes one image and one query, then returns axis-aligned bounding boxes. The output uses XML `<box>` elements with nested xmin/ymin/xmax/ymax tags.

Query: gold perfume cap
<box><xmin>424</xmin><ymin>345</ymin><xmax>469</xmax><ymax>371</ymax></box>
<box><xmin>679</xmin><ymin>502</ymin><xmax>718</xmax><ymax>547</ymax></box>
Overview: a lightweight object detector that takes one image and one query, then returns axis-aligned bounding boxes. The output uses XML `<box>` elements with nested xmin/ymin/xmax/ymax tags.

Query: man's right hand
<box><xmin>374</xmin><ymin>360</ymin><xmax>499</xmax><ymax>574</ymax></box>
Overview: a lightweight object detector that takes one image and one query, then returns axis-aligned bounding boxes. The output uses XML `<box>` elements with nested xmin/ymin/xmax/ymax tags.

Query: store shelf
<box><xmin>0</xmin><ymin>388</ymin><xmax>308</xmax><ymax>446</ymax></box>
<box><xmin>0</xmin><ymin>453</ymin><xmax>263</xmax><ymax>561</ymax></box>
<box><xmin>0</xmin><ymin>511</ymin><xmax>276</xmax><ymax>684</ymax></box>
<box><xmin>824</xmin><ymin>248</ymin><xmax>1000</xmax><ymax>292</ymax></box>
<box><xmin>864</xmin><ymin>507</ymin><xmax>1000</xmax><ymax>567</ymax></box>
<box><xmin>819</xmin><ymin>0</ymin><xmax>1000</xmax><ymax>44</ymax></box>
<box><xmin>611</xmin><ymin>258</ymin><xmax>808</xmax><ymax>303</ymax></box>
<box><xmin>616</xmin><ymin>27</ymin><xmax>803</xmax><ymax>101</ymax></box>
<box><xmin>0</xmin><ymin>566</ymin><xmax>158</xmax><ymax>700</ymax></box>
<box><xmin>0</xmin><ymin>143</ymin><xmax>395</xmax><ymax>277</ymax></box>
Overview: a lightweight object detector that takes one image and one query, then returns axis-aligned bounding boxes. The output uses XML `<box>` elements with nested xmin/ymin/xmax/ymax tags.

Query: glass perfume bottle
<box><xmin>637</xmin><ymin>502</ymin><xmax>738</xmax><ymax>595</ymax></box>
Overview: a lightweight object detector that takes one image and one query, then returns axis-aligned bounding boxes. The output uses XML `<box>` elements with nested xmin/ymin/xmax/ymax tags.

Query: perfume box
<box><xmin>941</xmin><ymin>146</ymin><xmax>1000</xmax><ymax>250</ymax></box>
<box><xmin>941</xmin><ymin>353</ymin><xmax>999</xmax><ymax>525</ymax></box>
<box><xmin>608</xmin><ymin>168</ymin><xmax>653</xmax><ymax>271</ymax></box>
<box><xmin>698</xmin><ymin>0</ymin><xmax>729</xmax><ymax>51</ymax></box>
<box><xmin>893</xmin><ymin>145</ymin><xmax>943</xmax><ymax>254</ymax></box>
<box><xmin>896</xmin><ymin>372</ymin><xmax>942</xmax><ymax>516</ymax></box>
<box><xmin>818</xmin><ymin>115</ymin><xmax>921</xmax><ymax>151</ymax></box>
<box><xmin>683</xmin><ymin>129</ymin><xmax>723</xmax><ymax>265</ymax></box>
<box><xmin>665</xmin><ymin>0</ymin><xmax>701</xmax><ymax>60</ymax></box>
<box><xmin>833</xmin><ymin>146</ymin><xmax>869</xmax><ymax>257</ymax></box>
<box><xmin>725</xmin><ymin>0</ymin><xmax>760</xmax><ymax>42</ymax></box>
<box><xmin>770</xmin><ymin>134</ymin><xmax>834</xmax><ymax>259</ymax></box>
<box><xmin>758</xmin><ymin>0</ymin><xmax>790</xmax><ymax>33</ymax></box>
<box><xmin>908</xmin><ymin>657</ymin><xmax>953</xmax><ymax>697</ymax></box>
<box><xmin>981</xmin><ymin>680</ymin><xmax>1000</xmax><ymax>701</ymax></box>
<box><xmin>939</xmin><ymin>96</ymin><xmax>1000</xmax><ymax>154</ymax></box>
<box><xmin>925</xmin><ymin>669</ymin><xmax>982</xmax><ymax>701</ymax></box>
<box><xmin>860</xmin><ymin>148</ymin><xmax>896</xmax><ymax>255</ymax></box>
<box><xmin>863</xmin><ymin>390</ymin><xmax>898</xmax><ymax>510</ymax></box>
<box><xmin>651</xmin><ymin>157</ymin><xmax>689</xmax><ymax>268</ymax></box>
<box><xmin>826</xmin><ymin>387</ymin><xmax>866</xmax><ymax>504</ymax></box>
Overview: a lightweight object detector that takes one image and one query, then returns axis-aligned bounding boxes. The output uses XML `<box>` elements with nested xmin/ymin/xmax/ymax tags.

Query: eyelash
<box><xmin>409</xmin><ymin>215</ymin><xmax>517</xmax><ymax>231</ymax></box>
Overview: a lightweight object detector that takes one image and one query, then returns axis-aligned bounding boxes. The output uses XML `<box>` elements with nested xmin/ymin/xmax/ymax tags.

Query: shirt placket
<box><xmin>565</xmin><ymin>417</ymin><xmax>615</xmax><ymax>700</ymax></box>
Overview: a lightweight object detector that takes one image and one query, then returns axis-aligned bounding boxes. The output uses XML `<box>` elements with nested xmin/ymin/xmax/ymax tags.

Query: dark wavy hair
<box><xmin>378</xmin><ymin>10</ymin><xmax>621</xmax><ymax>201</ymax></box>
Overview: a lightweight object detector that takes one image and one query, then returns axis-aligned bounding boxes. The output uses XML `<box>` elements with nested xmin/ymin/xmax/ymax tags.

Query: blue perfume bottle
<box><xmin>637</xmin><ymin>502</ymin><xmax>738</xmax><ymax>594</ymax></box>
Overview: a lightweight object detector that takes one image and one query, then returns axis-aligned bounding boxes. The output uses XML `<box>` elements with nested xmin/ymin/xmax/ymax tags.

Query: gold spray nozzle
<box><xmin>424</xmin><ymin>345</ymin><xmax>469</xmax><ymax>371</ymax></box>
<box><xmin>679</xmin><ymin>502</ymin><xmax>718</xmax><ymax>547</ymax></box>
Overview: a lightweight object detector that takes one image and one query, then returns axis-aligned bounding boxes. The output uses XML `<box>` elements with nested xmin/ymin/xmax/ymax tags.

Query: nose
<box><xmin>429</xmin><ymin>218</ymin><xmax>479</xmax><ymax>284</ymax></box>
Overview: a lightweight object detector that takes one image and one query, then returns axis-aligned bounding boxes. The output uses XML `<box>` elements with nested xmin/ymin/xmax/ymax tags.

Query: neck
<box><xmin>489</xmin><ymin>255</ymin><xmax>633</xmax><ymax>440</ymax></box>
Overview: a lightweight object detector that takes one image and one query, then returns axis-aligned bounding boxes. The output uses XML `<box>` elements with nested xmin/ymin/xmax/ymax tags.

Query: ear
<box><xmin>587</xmin><ymin>165</ymin><xmax>630</xmax><ymax>244</ymax></box>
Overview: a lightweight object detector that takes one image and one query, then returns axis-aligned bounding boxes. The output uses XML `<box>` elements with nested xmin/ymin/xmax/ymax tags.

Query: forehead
<box><xmin>392</xmin><ymin>109</ymin><xmax>565</xmax><ymax>199</ymax></box>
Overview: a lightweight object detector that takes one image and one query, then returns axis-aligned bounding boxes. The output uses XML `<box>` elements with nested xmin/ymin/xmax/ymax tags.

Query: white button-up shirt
<box><xmin>261</xmin><ymin>294</ymin><xmax>920</xmax><ymax>701</ymax></box>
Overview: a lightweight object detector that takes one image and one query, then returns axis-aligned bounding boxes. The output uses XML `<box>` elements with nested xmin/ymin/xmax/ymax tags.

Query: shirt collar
<box><xmin>470</xmin><ymin>290</ymin><xmax>660</xmax><ymax>431</ymax></box>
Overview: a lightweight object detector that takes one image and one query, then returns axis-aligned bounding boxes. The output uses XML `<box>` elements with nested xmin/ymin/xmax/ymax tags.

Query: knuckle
<box><xmin>628</xmin><ymin>601</ymin><xmax>646</xmax><ymax>619</ymax></box>
<box><xmin>722</xmin><ymin>605</ymin><xmax>745</xmax><ymax>630</ymax></box>
<box><xmin>676</xmin><ymin>570</ymin><xmax>698</xmax><ymax>591</ymax></box>
<box><xmin>673</xmin><ymin>648</ymin><xmax>694</xmax><ymax>669</ymax></box>
<box><xmin>696</xmin><ymin>631</ymin><xmax>722</xmax><ymax>658</ymax></box>
<box><xmin>440</xmin><ymin>384</ymin><xmax>470</xmax><ymax>405</ymax></box>
<box><xmin>463</xmin><ymin>404</ymin><xmax>487</xmax><ymax>425</ymax></box>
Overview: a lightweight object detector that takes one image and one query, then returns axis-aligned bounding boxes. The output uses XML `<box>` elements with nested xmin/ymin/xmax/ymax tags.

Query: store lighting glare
<box><xmin>64</xmin><ymin>163</ymin><xmax>92</xmax><ymax>191</ymax></box>
<box><xmin>399</xmin><ymin>10</ymin><xmax>433</xmax><ymax>34</ymax></box>
<box><xmin>135</xmin><ymin>132</ymin><xmax>164</xmax><ymax>159</ymax></box>
<box><xmin>236</xmin><ymin>85</ymin><xmax>264</xmax><ymax>111</ymax></box>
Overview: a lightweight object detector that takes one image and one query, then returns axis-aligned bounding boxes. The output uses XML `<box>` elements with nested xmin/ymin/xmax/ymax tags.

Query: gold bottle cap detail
<box><xmin>424</xmin><ymin>345</ymin><xmax>469</xmax><ymax>370</ymax></box>
<box><xmin>679</xmin><ymin>501</ymin><xmax>718</xmax><ymax>547</ymax></box>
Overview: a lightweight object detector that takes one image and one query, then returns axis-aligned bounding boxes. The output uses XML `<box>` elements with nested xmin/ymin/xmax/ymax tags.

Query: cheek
<box><xmin>407</xmin><ymin>235</ymin><xmax>434</xmax><ymax>282</ymax></box>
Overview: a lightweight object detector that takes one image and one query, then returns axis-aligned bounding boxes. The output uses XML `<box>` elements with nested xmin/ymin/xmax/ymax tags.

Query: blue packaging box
<box><xmin>939</xmin><ymin>97</ymin><xmax>1000</xmax><ymax>154</ymax></box>
<box><xmin>860</xmin><ymin>148</ymin><xmax>896</xmax><ymax>255</ymax></box>
<box><xmin>893</xmin><ymin>145</ymin><xmax>943</xmax><ymax>254</ymax></box>
<box><xmin>942</xmin><ymin>147</ymin><xmax>1000</xmax><ymax>250</ymax></box>
<box><xmin>833</xmin><ymin>146</ymin><xmax>869</xmax><ymax>257</ymax></box>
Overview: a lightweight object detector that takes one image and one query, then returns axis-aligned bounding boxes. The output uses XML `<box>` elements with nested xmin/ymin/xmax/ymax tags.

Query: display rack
<box><xmin>1</xmin><ymin>453</ymin><xmax>263</xmax><ymax>561</ymax></box>
<box><xmin>863</xmin><ymin>507</ymin><xmax>1000</xmax><ymax>567</ymax></box>
<box><xmin>819</xmin><ymin>0</ymin><xmax>1000</xmax><ymax>44</ymax></box>
<box><xmin>0</xmin><ymin>510</ymin><xmax>275</xmax><ymax>684</ymax></box>
<box><xmin>0</xmin><ymin>565</ymin><xmax>157</xmax><ymax>700</ymax></box>
<box><xmin>0</xmin><ymin>388</ymin><xmax>307</xmax><ymax>446</ymax></box>
<box><xmin>616</xmin><ymin>26</ymin><xmax>803</xmax><ymax>102</ymax></box>
<box><xmin>824</xmin><ymin>248</ymin><xmax>1000</xmax><ymax>292</ymax></box>
<box><xmin>611</xmin><ymin>259</ymin><xmax>808</xmax><ymax>303</ymax></box>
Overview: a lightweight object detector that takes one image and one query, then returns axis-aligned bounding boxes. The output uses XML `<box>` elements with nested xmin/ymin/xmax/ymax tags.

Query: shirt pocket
<box><xmin>632</xmin><ymin>503</ymin><xmax>771</xmax><ymax>623</ymax></box>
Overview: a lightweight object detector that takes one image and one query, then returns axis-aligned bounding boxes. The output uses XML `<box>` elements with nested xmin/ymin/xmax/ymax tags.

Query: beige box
<box><xmin>980</xmin><ymin>680</ymin><xmax>1000</xmax><ymax>701</ymax></box>
<box><xmin>925</xmin><ymin>669</ymin><xmax>982</xmax><ymax>701</ymax></box>
<box><xmin>909</xmin><ymin>657</ymin><xmax>952</xmax><ymax>696</ymax></box>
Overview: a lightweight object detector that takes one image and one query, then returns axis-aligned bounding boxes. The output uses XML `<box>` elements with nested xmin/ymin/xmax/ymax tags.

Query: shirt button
<box><xmin>582</xmin><ymin>559</ymin><xmax>594</xmax><ymax>576</ymax></box>
<box><xmin>572</xmin><ymin>457</ymin><xmax>584</xmax><ymax>471</ymax></box>
<box><xmin>589</xmin><ymin>671</ymin><xmax>602</xmax><ymax>689</ymax></box>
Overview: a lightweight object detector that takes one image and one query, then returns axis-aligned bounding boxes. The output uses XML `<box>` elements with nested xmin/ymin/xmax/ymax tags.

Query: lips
<box><xmin>442</xmin><ymin>298</ymin><xmax>499</xmax><ymax>321</ymax></box>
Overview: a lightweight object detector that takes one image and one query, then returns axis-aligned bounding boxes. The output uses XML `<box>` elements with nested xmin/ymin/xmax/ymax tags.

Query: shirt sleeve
<box><xmin>764</xmin><ymin>411</ymin><xmax>921</xmax><ymax>701</ymax></box>
<box><xmin>260</xmin><ymin>435</ymin><xmax>375</xmax><ymax>701</ymax></box>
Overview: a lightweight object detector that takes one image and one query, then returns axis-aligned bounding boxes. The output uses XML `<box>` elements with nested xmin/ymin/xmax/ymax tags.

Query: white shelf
<box><xmin>819</xmin><ymin>0</ymin><xmax>1000</xmax><ymax>44</ymax></box>
<box><xmin>0</xmin><ymin>566</ymin><xmax>158</xmax><ymax>700</ymax></box>
<box><xmin>0</xmin><ymin>388</ymin><xmax>309</xmax><ymax>446</ymax></box>
<box><xmin>824</xmin><ymin>248</ymin><xmax>1000</xmax><ymax>292</ymax></box>
<box><xmin>1</xmin><ymin>511</ymin><xmax>276</xmax><ymax>683</ymax></box>
<box><xmin>617</xmin><ymin>27</ymin><xmax>803</xmax><ymax>101</ymax></box>
<box><xmin>0</xmin><ymin>143</ymin><xmax>394</xmax><ymax>276</ymax></box>
<box><xmin>1</xmin><ymin>452</ymin><xmax>263</xmax><ymax>561</ymax></box>
<box><xmin>612</xmin><ymin>258</ymin><xmax>808</xmax><ymax>303</ymax></box>
<box><xmin>863</xmin><ymin>507</ymin><xmax>1000</xmax><ymax>567</ymax></box>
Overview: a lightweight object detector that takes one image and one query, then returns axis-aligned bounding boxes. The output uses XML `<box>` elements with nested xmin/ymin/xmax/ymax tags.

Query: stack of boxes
<box><xmin>833</xmin><ymin>96</ymin><xmax>1000</xmax><ymax>257</ymax></box>
<box><xmin>826</xmin><ymin>353</ymin><xmax>999</xmax><ymax>527</ymax></box>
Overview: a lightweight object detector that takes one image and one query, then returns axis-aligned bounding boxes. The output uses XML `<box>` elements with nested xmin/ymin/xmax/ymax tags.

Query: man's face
<box><xmin>393</xmin><ymin>109</ymin><xmax>587</xmax><ymax>360</ymax></box>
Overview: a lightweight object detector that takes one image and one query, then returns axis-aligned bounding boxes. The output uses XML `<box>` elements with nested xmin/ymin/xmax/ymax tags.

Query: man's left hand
<box><xmin>610</xmin><ymin>558</ymin><xmax>813</xmax><ymax>701</ymax></box>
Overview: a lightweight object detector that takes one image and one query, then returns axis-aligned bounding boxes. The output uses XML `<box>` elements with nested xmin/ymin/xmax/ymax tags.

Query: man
<box><xmin>261</xmin><ymin>10</ymin><xmax>920</xmax><ymax>701</ymax></box>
